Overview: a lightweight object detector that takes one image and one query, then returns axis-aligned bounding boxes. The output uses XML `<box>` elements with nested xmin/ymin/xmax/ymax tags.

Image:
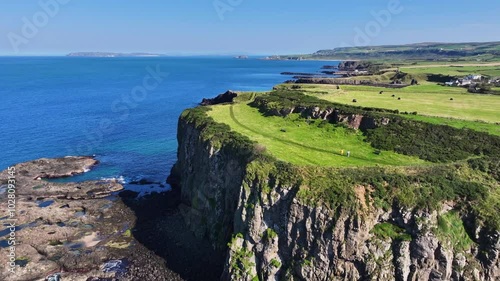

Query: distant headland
<box><xmin>66</xmin><ymin>52</ymin><xmax>163</xmax><ymax>57</ymax></box>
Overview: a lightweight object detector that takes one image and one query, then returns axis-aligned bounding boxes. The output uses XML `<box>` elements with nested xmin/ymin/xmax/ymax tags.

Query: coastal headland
<box><xmin>168</xmin><ymin>56</ymin><xmax>500</xmax><ymax>280</ymax></box>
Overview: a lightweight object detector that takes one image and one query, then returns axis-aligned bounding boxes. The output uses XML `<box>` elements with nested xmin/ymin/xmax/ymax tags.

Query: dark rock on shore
<box><xmin>321</xmin><ymin>65</ymin><xmax>338</xmax><ymax>69</ymax></box>
<box><xmin>321</xmin><ymin>70</ymin><xmax>336</xmax><ymax>75</ymax></box>
<box><xmin>281</xmin><ymin>71</ymin><xmax>318</xmax><ymax>76</ymax></box>
<box><xmin>338</xmin><ymin>60</ymin><xmax>368</xmax><ymax>71</ymax></box>
<box><xmin>200</xmin><ymin>90</ymin><xmax>238</xmax><ymax>106</ymax></box>
<box><xmin>1</xmin><ymin>156</ymin><xmax>123</xmax><ymax>200</ymax></box>
<box><xmin>119</xmin><ymin>190</ymin><xmax>139</xmax><ymax>199</ymax></box>
<box><xmin>121</xmin><ymin>187</ymin><xmax>225</xmax><ymax>281</ymax></box>
<box><xmin>15</xmin><ymin>156</ymin><xmax>98</xmax><ymax>180</ymax></box>
<box><xmin>129</xmin><ymin>178</ymin><xmax>158</xmax><ymax>185</ymax></box>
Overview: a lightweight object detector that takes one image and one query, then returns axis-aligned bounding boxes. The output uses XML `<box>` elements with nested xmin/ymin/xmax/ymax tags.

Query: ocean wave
<box><xmin>100</xmin><ymin>175</ymin><xmax>127</xmax><ymax>184</ymax></box>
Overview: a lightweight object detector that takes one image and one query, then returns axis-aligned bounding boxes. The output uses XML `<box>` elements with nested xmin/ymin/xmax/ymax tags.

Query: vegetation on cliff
<box><xmin>365</xmin><ymin>118</ymin><xmax>500</xmax><ymax>162</ymax></box>
<box><xmin>180</xmin><ymin>106</ymin><xmax>255</xmax><ymax>160</ymax></box>
<box><xmin>371</xmin><ymin>222</ymin><xmax>412</xmax><ymax>242</ymax></box>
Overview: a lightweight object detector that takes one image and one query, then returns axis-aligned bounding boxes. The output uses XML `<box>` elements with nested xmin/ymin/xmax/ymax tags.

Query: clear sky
<box><xmin>0</xmin><ymin>0</ymin><xmax>499</xmax><ymax>55</ymax></box>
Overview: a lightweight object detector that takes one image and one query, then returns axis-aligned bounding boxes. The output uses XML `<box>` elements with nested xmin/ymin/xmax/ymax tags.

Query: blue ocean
<box><xmin>0</xmin><ymin>57</ymin><xmax>332</xmax><ymax>193</ymax></box>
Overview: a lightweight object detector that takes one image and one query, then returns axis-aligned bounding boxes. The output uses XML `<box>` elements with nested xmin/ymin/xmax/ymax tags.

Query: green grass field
<box><xmin>305</xmin><ymin>42</ymin><xmax>500</xmax><ymax>62</ymax></box>
<box><xmin>298</xmin><ymin>84</ymin><xmax>500</xmax><ymax>124</ymax></box>
<box><xmin>403</xmin><ymin>115</ymin><xmax>500</xmax><ymax>136</ymax></box>
<box><xmin>207</xmin><ymin>102</ymin><xmax>428</xmax><ymax>167</ymax></box>
<box><xmin>401</xmin><ymin>65</ymin><xmax>500</xmax><ymax>78</ymax></box>
<box><xmin>319</xmin><ymin>63</ymin><xmax>500</xmax><ymax>87</ymax></box>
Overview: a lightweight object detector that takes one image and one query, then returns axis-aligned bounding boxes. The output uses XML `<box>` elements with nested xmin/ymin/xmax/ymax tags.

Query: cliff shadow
<box><xmin>120</xmin><ymin>187</ymin><xmax>226</xmax><ymax>281</ymax></box>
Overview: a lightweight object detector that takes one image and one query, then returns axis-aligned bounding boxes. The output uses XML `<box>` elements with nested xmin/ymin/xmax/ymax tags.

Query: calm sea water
<box><xmin>0</xmin><ymin>57</ymin><xmax>334</xmax><ymax>193</ymax></box>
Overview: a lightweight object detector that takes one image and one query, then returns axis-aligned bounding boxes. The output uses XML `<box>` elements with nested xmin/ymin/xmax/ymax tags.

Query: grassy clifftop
<box><xmin>209</xmin><ymin>90</ymin><xmax>499</xmax><ymax>163</ymax></box>
<box><xmin>181</xmin><ymin>88</ymin><xmax>499</xmax><ymax>231</ymax></box>
<box><xmin>208</xmin><ymin>98</ymin><xmax>425</xmax><ymax>167</ymax></box>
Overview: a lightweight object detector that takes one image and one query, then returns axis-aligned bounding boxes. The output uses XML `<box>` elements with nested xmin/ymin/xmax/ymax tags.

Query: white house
<box><xmin>465</xmin><ymin>74</ymin><xmax>482</xmax><ymax>81</ymax></box>
<box><xmin>488</xmin><ymin>77</ymin><xmax>500</xmax><ymax>84</ymax></box>
<box><xmin>446</xmin><ymin>79</ymin><xmax>471</xmax><ymax>87</ymax></box>
<box><xmin>460</xmin><ymin>79</ymin><xmax>472</xmax><ymax>86</ymax></box>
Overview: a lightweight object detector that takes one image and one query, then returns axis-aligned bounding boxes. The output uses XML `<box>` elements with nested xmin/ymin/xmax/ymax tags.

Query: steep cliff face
<box><xmin>171</xmin><ymin>110</ymin><xmax>500</xmax><ymax>281</ymax></box>
<box><xmin>171</xmin><ymin>117</ymin><xmax>248</xmax><ymax>248</ymax></box>
<box><xmin>229</xmin><ymin>181</ymin><xmax>499</xmax><ymax>281</ymax></box>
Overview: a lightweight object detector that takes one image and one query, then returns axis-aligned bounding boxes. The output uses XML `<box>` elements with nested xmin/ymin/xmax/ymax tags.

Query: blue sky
<box><xmin>0</xmin><ymin>0</ymin><xmax>499</xmax><ymax>55</ymax></box>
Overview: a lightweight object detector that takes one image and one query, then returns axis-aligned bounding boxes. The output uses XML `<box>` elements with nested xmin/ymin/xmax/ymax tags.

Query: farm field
<box><xmin>297</xmin><ymin>84</ymin><xmax>500</xmax><ymax>124</ymax></box>
<box><xmin>401</xmin><ymin>65</ymin><xmax>500</xmax><ymax>78</ymax></box>
<box><xmin>403</xmin><ymin>115</ymin><xmax>500</xmax><ymax>136</ymax></box>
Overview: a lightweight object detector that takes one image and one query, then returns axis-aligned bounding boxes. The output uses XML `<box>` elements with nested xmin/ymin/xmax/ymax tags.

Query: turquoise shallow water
<box><xmin>0</xmin><ymin>57</ymin><xmax>334</xmax><ymax>193</ymax></box>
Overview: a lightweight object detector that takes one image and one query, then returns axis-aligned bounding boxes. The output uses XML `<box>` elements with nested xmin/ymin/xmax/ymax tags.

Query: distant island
<box><xmin>66</xmin><ymin>52</ymin><xmax>163</xmax><ymax>57</ymax></box>
<box><xmin>262</xmin><ymin>55</ymin><xmax>304</xmax><ymax>61</ymax></box>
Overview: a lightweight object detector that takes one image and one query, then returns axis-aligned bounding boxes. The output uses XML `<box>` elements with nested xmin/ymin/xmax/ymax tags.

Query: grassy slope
<box><xmin>304</xmin><ymin>42</ymin><xmax>500</xmax><ymax>62</ymax></box>
<box><xmin>207</xmin><ymin>101</ymin><xmax>427</xmax><ymax>167</ymax></box>
<box><xmin>298</xmin><ymin>84</ymin><xmax>500</xmax><ymax>124</ymax></box>
<box><xmin>403</xmin><ymin>115</ymin><xmax>500</xmax><ymax>136</ymax></box>
<box><xmin>322</xmin><ymin>64</ymin><xmax>500</xmax><ymax>86</ymax></box>
<box><xmin>400</xmin><ymin>65</ymin><xmax>500</xmax><ymax>78</ymax></box>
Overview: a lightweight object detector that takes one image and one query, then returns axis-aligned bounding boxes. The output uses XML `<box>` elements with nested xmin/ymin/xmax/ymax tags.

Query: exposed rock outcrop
<box><xmin>0</xmin><ymin>157</ymin><xmax>183</xmax><ymax>281</ymax></box>
<box><xmin>338</xmin><ymin>61</ymin><xmax>368</xmax><ymax>71</ymax></box>
<box><xmin>1</xmin><ymin>156</ymin><xmax>123</xmax><ymax>199</ymax></box>
<box><xmin>251</xmin><ymin>100</ymin><xmax>392</xmax><ymax>132</ymax></box>
<box><xmin>201</xmin><ymin>90</ymin><xmax>238</xmax><ymax>106</ymax></box>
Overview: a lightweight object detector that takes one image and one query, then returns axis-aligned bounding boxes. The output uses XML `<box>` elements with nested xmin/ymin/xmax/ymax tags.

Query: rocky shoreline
<box><xmin>0</xmin><ymin>157</ymin><xmax>186</xmax><ymax>281</ymax></box>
